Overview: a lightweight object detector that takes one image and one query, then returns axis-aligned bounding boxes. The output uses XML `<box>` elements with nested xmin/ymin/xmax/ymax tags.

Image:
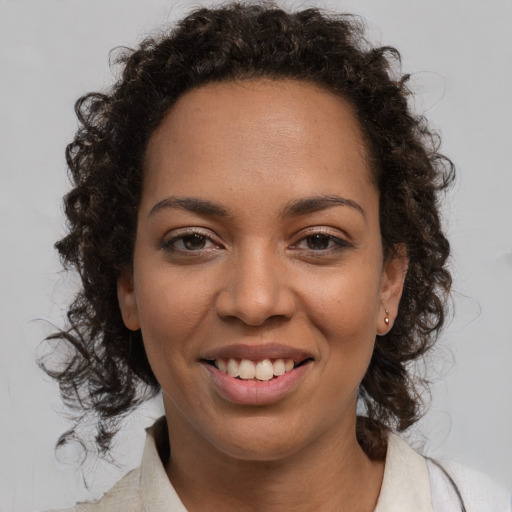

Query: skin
<box><xmin>118</xmin><ymin>79</ymin><xmax>408</xmax><ymax>511</ymax></box>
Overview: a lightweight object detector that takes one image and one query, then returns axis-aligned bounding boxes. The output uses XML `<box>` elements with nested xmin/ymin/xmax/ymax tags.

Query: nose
<box><xmin>214</xmin><ymin>244</ymin><xmax>296</xmax><ymax>327</ymax></box>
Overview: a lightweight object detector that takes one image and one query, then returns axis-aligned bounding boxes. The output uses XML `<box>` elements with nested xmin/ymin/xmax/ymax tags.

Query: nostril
<box><xmin>214</xmin><ymin>270</ymin><xmax>296</xmax><ymax>327</ymax></box>
<box><xmin>217</xmin><ymin>312</ymin><xmax>292</xmax><ymax>328</ymax></box>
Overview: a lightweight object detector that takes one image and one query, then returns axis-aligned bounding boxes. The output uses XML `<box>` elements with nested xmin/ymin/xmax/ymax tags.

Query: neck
<box><xmin>163</xmin><ymin>413</ymin><xmax>385</xmax><ymax>512</ymax></box>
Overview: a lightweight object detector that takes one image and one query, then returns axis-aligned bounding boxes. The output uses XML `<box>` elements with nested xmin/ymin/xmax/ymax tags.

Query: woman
<box><xmin>42</xmin><ymin>3</ymin><xmax>510</xmax><ymax>511</ymax></box>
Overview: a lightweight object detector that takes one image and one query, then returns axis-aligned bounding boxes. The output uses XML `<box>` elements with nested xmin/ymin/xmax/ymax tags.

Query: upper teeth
<box><xmin>216</xmin><ymin>358</ymin><xmax>295</xmax><ymax>381</ymax></box>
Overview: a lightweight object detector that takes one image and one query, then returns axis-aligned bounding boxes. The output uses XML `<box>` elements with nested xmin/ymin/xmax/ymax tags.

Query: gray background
<box><xmin>1</xmin><ymin>1</ymin><xmax>511</xmax><ymax>511</ymax></box>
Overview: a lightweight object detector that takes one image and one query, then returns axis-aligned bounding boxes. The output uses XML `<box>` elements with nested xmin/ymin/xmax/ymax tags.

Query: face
<box><xmin>118</xmin><ymin>80</ymin><xmax>406</xmax><ymax>462</ymax></box>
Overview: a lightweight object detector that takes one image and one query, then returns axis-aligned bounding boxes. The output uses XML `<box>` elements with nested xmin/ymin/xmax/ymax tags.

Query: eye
<box><xmin>177</xmin><ymin>233</ymin><xmax>209</xmax><ymax>251</ymax></box>
<box><xmin>161</xmin><ymin>230</ymin><xmax>220</xmax><ymax>254</ymax></box>
<box><xmin>303</xmin><ymin>233</ymin><xmax>337</xmax><ymax>250</ymax></box>
<box><xmin>289</xmin><ymin>230</ymin><xmax>351</xmax><ymax>254</ymax></box>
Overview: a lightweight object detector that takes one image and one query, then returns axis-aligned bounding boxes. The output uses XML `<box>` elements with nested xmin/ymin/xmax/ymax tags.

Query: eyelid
<box><xmin>290</xmin><ymin>226</ymin><xmax>351</xmax><ymax>243</ymax></box>
<box><xmin>288</xmin><ymin>226</ymin><xmax>353</xmax><ymax>252</ymax></box>
<box><xmin>160</xmin><ymin>227</ymin><xmax>223</xmax><ymax>252</ymax></box>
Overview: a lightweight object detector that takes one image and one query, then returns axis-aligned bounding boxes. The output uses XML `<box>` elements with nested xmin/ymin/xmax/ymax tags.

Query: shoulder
<box><xmin>42</xmin><ymin>467</ymin><xmax>142</xmax><ymax>512</ymax></box>
<box><xmin>427</xmin><ymin>458</ymin><xmax>512</xmax><ymax>512</ymax></box>
<box><xmin>41</xmin><ymin>417</ymin><xmax>187</xmax><ymax>512</ymax></box>
<box><xmin>382</xmin><ymin>433</ymin><xmax>511</xmax><ymax>512</ymax></box>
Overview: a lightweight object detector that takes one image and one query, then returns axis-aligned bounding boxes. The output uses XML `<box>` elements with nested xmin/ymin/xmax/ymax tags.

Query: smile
<box><xmin>200</xmin><ymin>346</ymin><xmax>314</xmax><ymax>405</ymax></box>
<box><xmin>208</xmin><ymin>358</ymin><xmax>308</xmax><ymax>381</ymax></box>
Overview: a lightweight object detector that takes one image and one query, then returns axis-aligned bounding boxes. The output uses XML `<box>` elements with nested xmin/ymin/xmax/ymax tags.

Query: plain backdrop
<box><xmin>1</xmin><ymin>1</ymin><xmax>511</xmax><ymax>511</ymax></box>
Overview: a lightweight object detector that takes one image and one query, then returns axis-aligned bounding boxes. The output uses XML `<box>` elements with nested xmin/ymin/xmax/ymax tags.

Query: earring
<box><xmin>384</xmin><ymin>309</ymin><xmax>390</xmax><ymax>326</ymax></box>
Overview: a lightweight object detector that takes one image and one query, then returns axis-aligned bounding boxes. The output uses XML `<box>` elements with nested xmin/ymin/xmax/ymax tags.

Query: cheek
<box><xmin>134</xmin><ymin>268</ymin><xmax>214</xmax><ymax>363</ymax></box>
<box><xmin>296</xmin><ymin>263</ymin><xmax>382</xmax><ymax>393</ymax></box>
<box><xmin>298</xmin><ymin>264</ymin><xmax>382</xmax><ymax>340</ymax></box>
<box><xmin>135</xmin><ymin>277</ymin><xmax>214</xmax><ymax>410</ymax></box>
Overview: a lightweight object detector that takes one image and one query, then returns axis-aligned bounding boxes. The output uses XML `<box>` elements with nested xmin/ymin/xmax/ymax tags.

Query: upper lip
<box><xmin>200</xmin><ymin>343</ymin><xmax>313</xmax><ymax>362</ymax></box>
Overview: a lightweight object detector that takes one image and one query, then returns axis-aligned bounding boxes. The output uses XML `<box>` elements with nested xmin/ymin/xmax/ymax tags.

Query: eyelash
<box><xmin>289</xmin><ymin>229</ymin><xmax>351</xmax><ymax>254</ymax></box>
<box><xmin>160</xmin><ymin>228</ymin><xmax>351</xmax><ymax>257</ymax></box>
<box><xmin>161</xmin><ymin>229</ymin><xmax>221</xmax><ymax>254</ymax></box>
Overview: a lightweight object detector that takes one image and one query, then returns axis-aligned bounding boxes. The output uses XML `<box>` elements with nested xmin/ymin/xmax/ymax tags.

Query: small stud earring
<box><xmin>384</xmin><ymin>309</ymin><xmax>390</xmax><ymax>325</ymax></box>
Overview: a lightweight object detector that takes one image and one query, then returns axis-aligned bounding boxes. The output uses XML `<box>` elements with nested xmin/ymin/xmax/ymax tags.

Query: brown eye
<box><xmin>290</xmin><ymin>231</ymin><xmax>351</xmax><ymax>254</ymax></box>
<box><xmin>162</xmin><ymin>231</ymin><xmax>219</xmax><ymax>254</ymax></box>
<box><xmin>181</xmin><ymin>234</ymin><xmax>207</xmax><ymax>250</ymax></box>
<box><xmin>306</xmin><ymin>234</ymin><xmax>332</xmax><ymax>250</ymax></box>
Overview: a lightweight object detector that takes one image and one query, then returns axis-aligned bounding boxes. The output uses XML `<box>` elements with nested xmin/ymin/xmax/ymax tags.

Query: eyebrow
<box><xmin>149</xmin><ymin>196</ymin><xmax>229</xmax><ymax>218</ymax></box>
<box><xmin>282</xmin><ymin>195</ymin><xmax>366</xmax><ymax>220</ymax></box>
<box><xmin>148</xmin><ymin>194</ymin><xmax>365</xmax><ymax>220</ymax></box>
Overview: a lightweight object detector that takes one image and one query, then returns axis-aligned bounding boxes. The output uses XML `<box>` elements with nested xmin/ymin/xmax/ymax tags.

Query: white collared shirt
<box><xmin>46</xmin><ymin>423</ymin><xmax>511</xmax><ymax>512</ymax></box>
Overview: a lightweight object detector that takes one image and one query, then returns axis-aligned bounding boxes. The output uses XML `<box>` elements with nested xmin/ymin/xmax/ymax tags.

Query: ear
<box><xmin>117</xmin><ymin>269</ymin><xmax>141</xmax><ymax>331</ymax></box>
<box><xmin>376</xmin><ymin>244</ymin><xmax>408</xmax><ymax>335</ymax></box>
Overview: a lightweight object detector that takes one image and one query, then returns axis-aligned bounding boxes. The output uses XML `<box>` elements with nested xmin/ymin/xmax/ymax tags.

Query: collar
<box><xmin>374</xmin><ymin>432</ymin><xmax>433</xmax><ymax>512</ymax></box>
<box><xmin>139</xmin><ymin>420</ymin><xmax>433</xmax><ymax>512</ymax></box>
<box><xmin>139</xmin><ymin>419</ymin><xmax>187</xmax><ymax>512</ymax></box>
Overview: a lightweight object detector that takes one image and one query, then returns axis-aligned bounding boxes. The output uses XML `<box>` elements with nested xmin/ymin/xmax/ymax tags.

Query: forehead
<box><xmin>143</xmin><ymin>79</ymin><xmax>375</xmax><ymax>207</ymax></box>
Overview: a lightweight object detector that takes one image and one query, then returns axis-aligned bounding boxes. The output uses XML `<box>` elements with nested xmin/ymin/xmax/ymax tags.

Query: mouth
<box><xmin>202</xmin><ymin>357</ymin><xmax>313</xmax><ymax>382</ymax></box>
<box><xmin>199</xmin><ymin>344</ymin><xmax>315</xmax><ymax>405</ymax></box>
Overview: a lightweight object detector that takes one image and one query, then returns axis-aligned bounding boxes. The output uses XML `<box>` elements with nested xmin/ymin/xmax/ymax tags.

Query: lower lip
<box><xmin>202</xmin><ymin>362</ymin><xmax>312</xmax><ymax>406</ymax></box>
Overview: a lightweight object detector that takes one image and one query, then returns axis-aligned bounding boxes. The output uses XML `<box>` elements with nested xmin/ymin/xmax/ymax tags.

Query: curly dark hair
<box><xmin>42</xmin><ymin>1</ymin><xmax>454</xmax><ymax>459</ymax></box>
